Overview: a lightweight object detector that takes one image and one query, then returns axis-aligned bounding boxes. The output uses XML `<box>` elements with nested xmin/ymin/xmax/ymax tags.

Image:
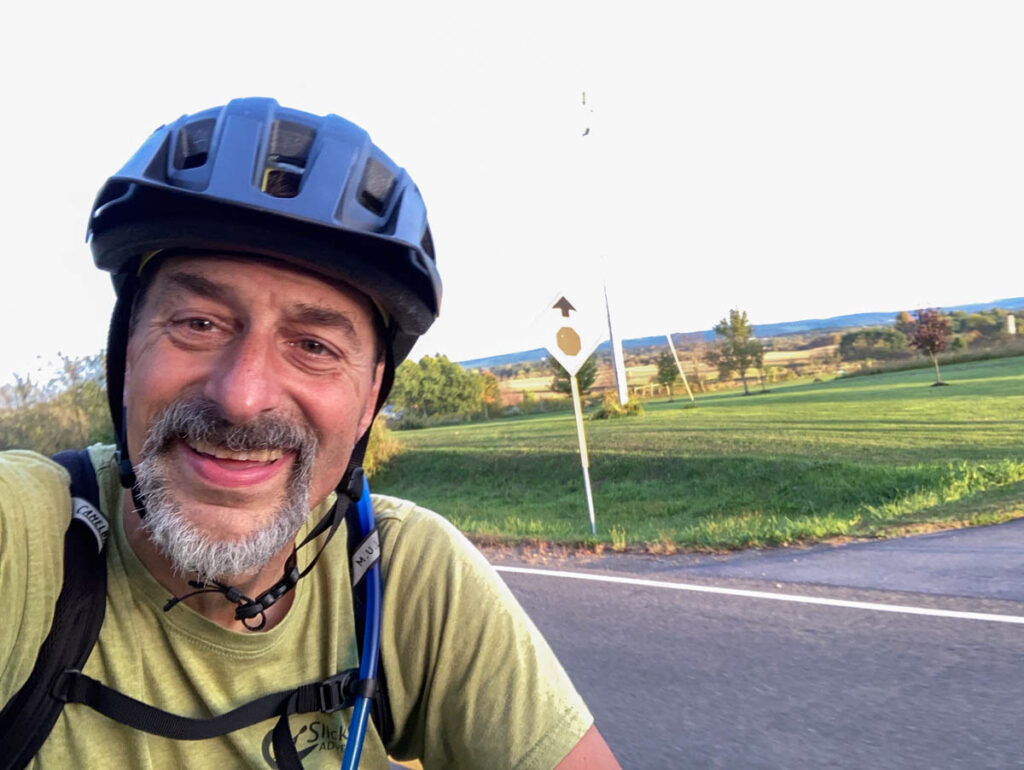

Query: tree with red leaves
<box><xmin>908</xmin><ymin>308</ymin><xmax>951</xmax><ymax>385</ymax></box>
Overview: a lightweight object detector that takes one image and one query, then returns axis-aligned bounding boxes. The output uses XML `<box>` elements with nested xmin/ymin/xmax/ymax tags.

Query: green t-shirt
<box><xmin>0</xmin><ymin>446</ymin><xmax>592</xmax><ymax>768</ymax></box>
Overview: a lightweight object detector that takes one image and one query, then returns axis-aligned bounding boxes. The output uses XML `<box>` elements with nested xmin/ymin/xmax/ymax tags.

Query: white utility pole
<box><xmin>583</xmin><ymin>93</ymin><xmax>628</xmax><ymax>407</ymax></box>
<box><xmin>665</xmin><ymin>333</ymin><xmax>696</xmax><ymax>403</ymax></box>
<box><xmin>604</xmin><ymin>279</ymin><xmax>629</xmax><ymax>406</ymax></box>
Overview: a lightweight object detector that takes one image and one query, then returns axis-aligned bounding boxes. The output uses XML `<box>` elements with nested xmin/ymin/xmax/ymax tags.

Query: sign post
<box><xmin>569</xmin><ymin>374</ymin><xmax>596</xmax><ymax>533</ymax></box>
<box><xmin>534</xmin><ymin>293</ymin><xmax>604</xmax><ymax>534</ymax></box>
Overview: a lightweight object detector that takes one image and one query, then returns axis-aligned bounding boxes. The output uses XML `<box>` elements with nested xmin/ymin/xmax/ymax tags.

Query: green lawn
<box><xmin>373</xmin><ymin>356</ymin><xmax>1024</xmax><ymax>550</ymax></box>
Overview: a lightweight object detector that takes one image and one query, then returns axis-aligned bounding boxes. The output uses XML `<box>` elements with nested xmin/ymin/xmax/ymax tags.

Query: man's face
<box><xmin>123</xmin><ymin>254</ymin><xmax>384</xmax><ymax>579</ymax></box>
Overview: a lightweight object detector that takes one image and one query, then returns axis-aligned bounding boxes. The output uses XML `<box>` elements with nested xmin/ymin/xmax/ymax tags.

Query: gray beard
<box><xmin>132</xmin><ymin>398</ymin><xmax>318</xmax><ymax>583</ymax></box>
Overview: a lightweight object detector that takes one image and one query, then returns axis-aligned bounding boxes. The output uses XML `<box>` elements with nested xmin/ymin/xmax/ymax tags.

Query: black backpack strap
<box><xmin>52</xmin><ymin>666</ymin><xmax>363</xmax><ymax>769</ymax></box>
<box><xmin>52</xmin><ymin>667</ymin><xmax>362</xmax><ymax>739</ymax></box>
<box><xmin>52</xmin><ymin>450</ymin><xmax>104</xmax><ymax>524</ymax></box>
<box><xmin>0</xmin><ymin>449</ymin><xmax>108</xmax><ymax>770</ymax></box>
<box><xmin>345</xmin><ymin>499</ymin><xmax>394</xmax><ymax>747</ymax></box>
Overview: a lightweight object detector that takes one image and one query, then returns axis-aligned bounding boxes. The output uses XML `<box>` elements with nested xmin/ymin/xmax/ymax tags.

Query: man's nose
<box><xmin>202</xmin><ymin>333</ymin><xmax>283</xmax><ymax>424</ymax></box>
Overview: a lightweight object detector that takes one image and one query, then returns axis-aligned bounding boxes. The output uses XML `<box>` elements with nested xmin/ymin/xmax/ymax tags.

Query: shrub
<box><xmin>609</xmin><ymin>525</ymin><xmax>628</xmax><ymax>552</ymax></box>
<box><xmin>590</xmin><ymin>392</ymin><xmax>645</xmax><ymax>420</ymax></box>
<box><xmin>387</xmin><ymin>412</ymin><xmax>430</xmax><ymax>431</ymax></box>
<box><xmin>364</xmin><ymin>418</ymin><xmax>401</xmax><ymax>476</ymax></box>
<box><xmin>0</xmin><ymin>355</ymin><xmax>113</xmax><ymax>454</ymax></box>
<box><xmin>839</xmin><ymin>328</ymin><xmax>909</xmax><ymax>361</ymax></box>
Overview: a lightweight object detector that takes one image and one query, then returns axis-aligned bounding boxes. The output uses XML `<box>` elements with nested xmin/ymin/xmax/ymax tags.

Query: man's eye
<box><xmin>299</xmin><ymin>339</ymin><xmax>332</xmax><ymax>356</ymax></box>
<box><xmin>186</xmin><ymin>319</ymin><xmax>215</xmax><ymax>332</ymax></box>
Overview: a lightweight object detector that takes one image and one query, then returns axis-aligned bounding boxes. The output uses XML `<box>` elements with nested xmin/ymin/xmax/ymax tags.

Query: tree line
<box><xmin>838</xmin><ymin>306</ymin><xmax>1019</xmax><ymax>384</ymax></box>
<box><xmin>651</xmin><ymin>304</ymin><xmax>1013</xmax><ymax>395</ymax></box>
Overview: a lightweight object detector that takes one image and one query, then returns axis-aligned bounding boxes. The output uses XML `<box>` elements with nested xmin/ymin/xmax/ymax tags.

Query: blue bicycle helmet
<box><xmin>87</xmin><ymin>97</ymin><xmax>442</xmax><ymax>485</ymax></box>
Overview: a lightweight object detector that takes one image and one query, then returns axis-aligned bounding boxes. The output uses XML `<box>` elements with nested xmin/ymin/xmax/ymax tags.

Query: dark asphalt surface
<box><xmin>492</xmin><ymin>520</ymin><xmax>1024</xmax><ymax>769</ymax></box>
<box><xmin>604</xmin><ymin>518</ymin><xmax>1024</xmax><ymax>602</ymax></box>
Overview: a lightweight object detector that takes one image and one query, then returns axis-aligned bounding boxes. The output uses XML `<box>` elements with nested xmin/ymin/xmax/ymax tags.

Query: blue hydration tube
<box><xmin>340</xmin><ymin>475</ymin><xmax>382</xmax><ymax>770</ymax></box>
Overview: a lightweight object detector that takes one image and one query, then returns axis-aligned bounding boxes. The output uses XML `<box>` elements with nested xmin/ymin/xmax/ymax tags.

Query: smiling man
<box><xmin>0</xmin><ymin>99</ymin><xmax>619</xmax><ymax>769</ymax></box>
<box><xmin>124</xmin><ymin>256</ymin><xmax>383</xmax><ymax>629</ymax></box>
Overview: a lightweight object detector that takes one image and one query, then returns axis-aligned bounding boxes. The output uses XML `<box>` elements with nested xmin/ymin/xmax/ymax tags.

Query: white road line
<box><xmin>494</xmin><ymin>566</ymin><xmax>1024</xmax><ymax>625</ymax></box>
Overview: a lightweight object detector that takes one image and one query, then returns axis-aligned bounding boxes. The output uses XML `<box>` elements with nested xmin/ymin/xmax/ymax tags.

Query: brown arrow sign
<box><xmin>553</xmin><ymin>297</ymin><xmax>576</xmax><ymax>317</ymax></box>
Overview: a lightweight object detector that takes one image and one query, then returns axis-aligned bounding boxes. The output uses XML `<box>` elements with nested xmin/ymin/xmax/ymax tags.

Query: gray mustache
<box><xmin>143</xmin><ymin>397</ymin><xmax>318</xmax><ymax>456</ymax></box>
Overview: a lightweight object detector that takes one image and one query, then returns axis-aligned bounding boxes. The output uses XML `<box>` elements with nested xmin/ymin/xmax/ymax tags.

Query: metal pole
<box><xmin>604</xmin><ymin>279</ymin><xmax>629</xmax><ymax>406</ymax></box>
<box><xmin>570</xmin><ymin>374</ymin><xmax>597</xmax><ymax>534</ymax></box>
<box><xmin>665</xmin><ymin>334</ymin><xmax>696</xmax><ymax>402</ymax></box>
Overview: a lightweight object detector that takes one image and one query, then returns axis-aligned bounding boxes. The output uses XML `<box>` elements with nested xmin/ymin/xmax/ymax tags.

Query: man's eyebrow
<box><xmin>161</xmin><ymin>271</ymin><xmax>233</xmax><ymax>303</ymax></box>
<box><xmin>152</xmin><ymin>274</ymin><xmax>361</xmax><ymax>338</ymax></box>
<box><xmin>288</xmin><ymin>303</ymin><xmax>359</xmax><ymax>337</ymax></box>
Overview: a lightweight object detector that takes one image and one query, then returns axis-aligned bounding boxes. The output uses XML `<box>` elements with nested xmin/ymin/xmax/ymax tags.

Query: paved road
<box><xmin>492</xmin><ymin>521</ymin><xmax>1024</xmax><ymax>769</ymax></box>
<box><xmin>599</xmin><ymin>518</ymin><xmax>1024</xmax><ymax>602</ymax></box>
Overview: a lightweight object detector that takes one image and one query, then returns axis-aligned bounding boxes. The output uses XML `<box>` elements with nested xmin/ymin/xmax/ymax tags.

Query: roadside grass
<box><xmin>373</xmin><ymin>356</ymin><xmax>1024</xmax><ymax>550</ymax></box>
<box><xmin>862</xmin><ymin>479</ymin><xmax>1024</xmax><ymax>538</ymax></box>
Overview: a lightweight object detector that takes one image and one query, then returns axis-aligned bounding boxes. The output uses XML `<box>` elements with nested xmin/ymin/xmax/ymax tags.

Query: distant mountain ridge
<box><xmin>459</xmin><ymin>296</ymin><xmax>1024</xmax><ymax>370</ymax></box>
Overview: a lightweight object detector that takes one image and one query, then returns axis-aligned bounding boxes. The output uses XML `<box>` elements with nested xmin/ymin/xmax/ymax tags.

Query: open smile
<box><xmin>177</xmin><ymin>437</ymin><xmax>296</xmax><ymax>488</ymax></box>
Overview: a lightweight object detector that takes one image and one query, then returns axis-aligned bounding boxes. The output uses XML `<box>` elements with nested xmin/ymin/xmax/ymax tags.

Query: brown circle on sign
<box><xmin>557</xmin><ymin>326</ymin><xmax>581</xmax><ymax>356</ymax></box>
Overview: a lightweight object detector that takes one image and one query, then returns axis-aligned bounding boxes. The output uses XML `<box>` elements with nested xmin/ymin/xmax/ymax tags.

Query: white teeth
<box><xmin>187</xmin><ymin>439</ymin><xmax>284</xmax><ymax>463</ymax></box>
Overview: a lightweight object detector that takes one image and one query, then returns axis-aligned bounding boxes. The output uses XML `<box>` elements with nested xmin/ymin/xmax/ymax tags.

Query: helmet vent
<box><xmin>173</xmin><ymin>118</ymin><xmax>216</xmax><ymax>170</ymax></box>
<box><xmin>261</xmin><ymin>120</ymin><xmax>316</xmax><ymax>198</ymax></box>
<box><xmin>262</xmin><ymin>169</ymin><xmax>302</xmax><ymax>198</ymax></box>
<box><xmin>358</xmin><ymin>158</ymin><xmax>396</xmax><ymax>216</ymax></box>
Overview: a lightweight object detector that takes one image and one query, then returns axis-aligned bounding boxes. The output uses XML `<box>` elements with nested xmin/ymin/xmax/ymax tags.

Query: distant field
<box><xmin>764</xmin><ymin>346</ymin><xmax>838</xmax><ymax>363</ymax></box>
<box><xmin>375</xmin><ymin>356</ymin><xmax>1024</xmax><ymax>550</ymax></box>
<box><xmin>500</xmin><ymin>345</ymin><xmax>839</xmax><ymax>402</ymax></box>
<box><xmin>501</xmin><ymin>375</ymin><xmax>558</xmax><ymax>395</ymax></box>
<box><xmin>500</xmin><ymin>369</ymin><xmax>664</xmax><ymax>399</ymax></box>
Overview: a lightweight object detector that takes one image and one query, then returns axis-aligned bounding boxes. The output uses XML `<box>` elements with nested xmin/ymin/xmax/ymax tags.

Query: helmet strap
<box><xmin>161</xmin><ymin>463</ymin><xmax>368</xmax><ymax>631</ymax></box>
<box><xmin>106</xmin><ymin>273</ymin><xmax>138</xmax><ymax>490</ymax></box>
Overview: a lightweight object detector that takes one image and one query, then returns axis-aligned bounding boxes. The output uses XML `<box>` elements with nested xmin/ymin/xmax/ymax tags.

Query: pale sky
<box><xmin>2</xmin><ymin>0</ymin><xmax>1021</xmax><ymax>385</ymax></box>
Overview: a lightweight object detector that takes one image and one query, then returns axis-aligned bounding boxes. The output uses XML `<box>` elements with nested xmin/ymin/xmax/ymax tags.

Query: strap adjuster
<box><xmin>51</xmin><ymin>668</ymin><xmax>80</xmax><ymax>703</ymax></box>
<box><xmin>317</xmin><ymin>671</ymin><xmax>356</xmax><ymax>713</ymax></box>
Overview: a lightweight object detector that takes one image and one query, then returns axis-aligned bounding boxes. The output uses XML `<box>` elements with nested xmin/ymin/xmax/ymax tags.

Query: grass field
<box><xmin>373</xmin><ymin>356</ymin><xmax>1024</xmax><ymax>551</ymax></box>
